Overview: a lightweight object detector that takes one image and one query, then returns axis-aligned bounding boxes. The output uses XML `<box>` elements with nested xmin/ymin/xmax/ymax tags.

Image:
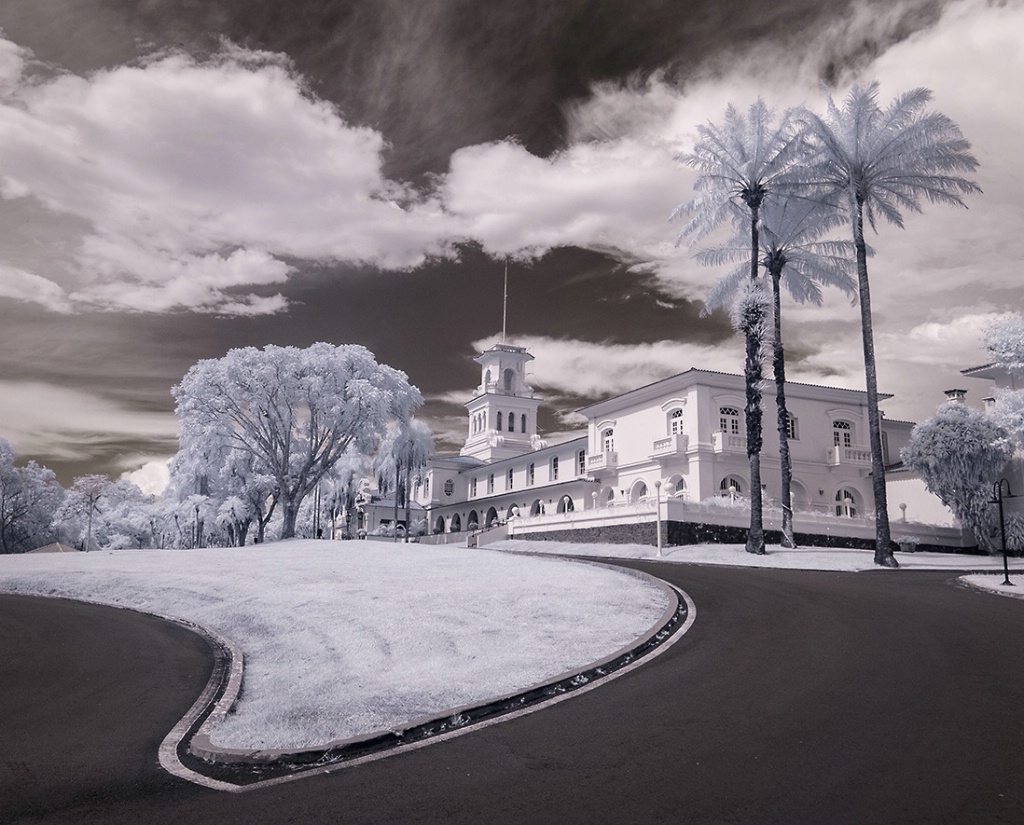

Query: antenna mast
<box><xmin>502</xmin><ymin>258</ymin><xmax>508</xmax><ymax>344</ymax></box>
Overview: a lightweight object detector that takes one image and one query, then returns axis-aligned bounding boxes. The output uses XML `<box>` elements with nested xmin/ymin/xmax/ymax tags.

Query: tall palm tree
<box><xmin>699</xmin><ymin>194</ymin><xmax>857</xmax><ymax>547</ymax></box>
<box><xmin>800</xmin><ymin>83</ymin><xmax>980</xmax><ymax>567</ymax></box>
<box><xmin>674</xmin><ymin>99</ymin><xmax>807</xmax><ymax>554</ymax></box>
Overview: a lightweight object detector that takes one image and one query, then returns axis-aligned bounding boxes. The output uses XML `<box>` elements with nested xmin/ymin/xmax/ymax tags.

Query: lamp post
<box><xmin>992</xmin><ymin>479</ymin><xmax>1016</xmax><ymax>587</ymax></box>
<box><xmin>654</xmin><ymin>480</ymin><xmax>663</xmax><ymax>558</ymax></box>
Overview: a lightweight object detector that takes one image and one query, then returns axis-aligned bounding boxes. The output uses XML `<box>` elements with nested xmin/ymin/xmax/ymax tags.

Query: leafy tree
<box><xmin>173</xmin><ymin>343</ymin><xmax>422</xmax><ymax>540</ymax></box>
<box><xmin>801</xmin><ymin>82</ymin><xmax>981</xmax><ymax>567</ymax></box>
<box><xmin>699</xmin><ymin>194</ymin><xmax>856</xmax><ymax>547</ymax></box>
<box><xmin>0</xmin><ymin>438</ymin><xmax>64</xmax><ymax>554</ymax></box>
<box><xmin>374</xmin><ymin>418</ymin><xmax>434</xmax><ymax>542</ymax></box>
<box><xmin>902</xmin><ymin>402</ymin><xmax>1013</xmax><ymax>552</ymax></box>
<box><xmin>55</xmin><ymin>474</ymin><xmax>110</xmax><ymax>551</ymax></box>
<box><xmin>675</xmin><ymin>99</ymin><xmax>806</xmax><ymax>554</ymax></box>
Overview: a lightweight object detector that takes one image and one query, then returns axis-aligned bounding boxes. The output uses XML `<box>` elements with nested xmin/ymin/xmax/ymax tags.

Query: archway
<box><xmin>834</xmin><ymin>487</ymin><xmax>860</xmax><ymax>518</ymax></box>
<box><xmin>485</xmin><ymin>506</ymin><xmax>499</xmax><ymax>527</ymax></box>
<box><xmin>467</xmin><ymin>510</ymin><xmax>479</xmax><ymax>531</ymax></box>
<box><xmin>599</xmin><ymin>486</ymin><xmax>615</xmax><ymax>507</ymax></box>
<box><xmin>556</xmin><ymin>495</ymin><xmax>574</xmax><ymax>514</ymax></box>
<box><xmin>450</xmin><ymin>513</ymin><xmax>462</xmax><ymax>533</ymax></box>
<box><xmin>629</xmin><ymin>480</ymin><xmax>649</xmax><ymax>503</ymax></box>
<box><xmin>530</xmin><ymin>499</ymin><xmax>544</xmax><ymax>516</ymax></box>
<box><xmin>434</xmin><ymin>515</ymin><xmax>445</xmax><ymax>535</ymax></box>
<box><xmin>789</xmin><ymin>480</ymin><xmax>809</xmax><ymax>513</ymax></box>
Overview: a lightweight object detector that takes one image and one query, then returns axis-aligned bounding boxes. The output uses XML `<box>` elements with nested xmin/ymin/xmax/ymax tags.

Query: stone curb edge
<box><xmin>181</xmin><ymin>564</ymin><xmax>687</xmax><ymax>787</ymax></box>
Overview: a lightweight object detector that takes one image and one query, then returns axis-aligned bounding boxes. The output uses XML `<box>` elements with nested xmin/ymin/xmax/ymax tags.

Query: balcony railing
<box><xmin>651</xmin><ymin>433</ymin><xmax>689</xmax><ymax>459</ymax></box>
<box><xmin>828</xmin><ymin>444</ymin><xmax>872</xmax><ymax>466</ymax></box>
<box><xmin>712</xmin><ymin>431</ymin><xmax>745</xmax><ymax>453</ymax></box>
<box><xmin>586</xmin><ymin>451</ymin><xmax>618</xmax><ymax>473</ymax></box>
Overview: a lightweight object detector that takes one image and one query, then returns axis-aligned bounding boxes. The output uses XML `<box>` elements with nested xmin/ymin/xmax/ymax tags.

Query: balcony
<box><xmin>712</xmin><ymin>430</ymin><xmax>746</xmax><ymax>453</ymax></box>
<box><xmin>586</xmin><ymin>451</ymin><xmax>618</xmax><ymax>473</ymax></box>
<box><xmin>827</xmin><ymin>444</ymin><xmax>872</xmax><ymax>466</ymax></box>
<box><xmin>651</xmin><ymin>433</ymin><xmax>689</xmax><ymax>459</ymax></box>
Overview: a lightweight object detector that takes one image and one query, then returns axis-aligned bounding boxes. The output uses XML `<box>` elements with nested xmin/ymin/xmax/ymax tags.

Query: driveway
<box><xmin>2</xmin><ymin>565</ymin><xmax>1022</xmax><ymax>824</ymax></box>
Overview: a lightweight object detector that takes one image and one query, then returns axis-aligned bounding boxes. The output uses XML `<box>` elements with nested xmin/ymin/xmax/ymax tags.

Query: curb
<box><xmin>179</xmin><ymin>567</ymin><xmax>688</xmax><ymax>786</ymax></box>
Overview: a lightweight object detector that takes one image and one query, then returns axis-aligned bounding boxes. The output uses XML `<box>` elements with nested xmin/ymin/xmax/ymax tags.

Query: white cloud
<box><xmin>0</xmin><ymin>264</ymin><xmax>70</xmax><ymax>312</ymax></box>
<box><xmin>121</xmin><ymin>458</ymin><xmax>171</xmax><ymax>496</ymax></box>
<box><xmin>0</xmin><ymin>41</ymin><xmax>455</xmax><ymax>314</ymax></box>
<box><xmin>473</xmin><ymin>334</ymin><xmax>746</xmax><ymax>399</ymax></box>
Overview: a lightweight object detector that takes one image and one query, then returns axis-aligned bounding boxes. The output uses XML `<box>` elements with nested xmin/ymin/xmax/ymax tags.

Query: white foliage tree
<box><xmin>902</xmin><ymin>402</ymin><xmax>1013</xmax><ymax>552</ymax></box>
<box><xmin>0</xmin><ymin>438</ymin><xmax>64</xmax><ymax>554</ymax></box>
<box><xmin>173</xmin><ymin>343</ymin><xmax>422</xmax><ymax>540</ymax></box>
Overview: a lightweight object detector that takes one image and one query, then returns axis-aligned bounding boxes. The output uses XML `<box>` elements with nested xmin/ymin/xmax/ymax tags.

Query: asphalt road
<box><xmin>2</xmin><ymin>564</ymin><xmax>1023</xmax><ymax>825</ymax></box>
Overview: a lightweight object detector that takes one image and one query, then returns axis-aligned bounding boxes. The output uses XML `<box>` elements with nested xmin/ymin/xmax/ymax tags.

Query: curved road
<box><xmin>2</xmin><ymin>564</ymin><xmax>1023</xmax><ymax>824</ymax></box>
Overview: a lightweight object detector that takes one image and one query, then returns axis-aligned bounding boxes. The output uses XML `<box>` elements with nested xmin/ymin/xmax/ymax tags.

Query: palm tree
<box><xmin>699</xmin><ymin>194</ymin><xmax>857</xmax><ymax>547</ymax></box>
<box><xmin>800</xmin><ymin>83</ymin><xmax>981</xmax><ymax>567</ymax></box>
<box><xmin>674</xmin><ymin>99</ymin><xmax>807</xmax><ymax>554</ymax></box>
<box><xmin>375</xmin><ymin>419</ymin><xmax>434</xmax><ymax>542</ymax></box>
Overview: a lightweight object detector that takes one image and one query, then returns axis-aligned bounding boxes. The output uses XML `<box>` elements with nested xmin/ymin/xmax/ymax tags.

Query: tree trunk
<box><xmin>772</xmin><ymin>268</ymin><xmax>796</xmax><ymax>548</ymax></box>
<box><xmin>745</xmin><ymin>205</ymin><xmax>765</xmax><ymax>554</ymax></box>
<box><xmin>393</xmin><ymin>466</ymin><xmax>401</xmax><ymax>542</ymax></box>
<box><xmin>403</xmin><ymin>467</ymin><xmax>412</xmax><ymax>543</ymax></box>
<box><xmin>853</xmin><ymin>199</ymin><xmax>897</xmax><ymax>568</ymax></box>
<box><xmin>280</xmin><ymin>492</ymin><xmax>299</xmax><ymax>539</ymax></box>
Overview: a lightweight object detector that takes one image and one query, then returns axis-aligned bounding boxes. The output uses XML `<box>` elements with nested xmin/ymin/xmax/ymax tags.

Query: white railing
<box><xmin>505</xmin><ymin>495</ymin><xmax>968</xmax><ymax>548</ymax></box>
<box><xmin>712</xmin><ymin>431</ymin><xmax>745</xmax><ymax>453</ymax></box>
<box><xmin>586</xmin><ymin>451</ymin><xmax>618</xmax><ymax>472</ymax></box>
<box><xmin>828</xmin><ymin>444</ymin><xmax>872</xmax><ymax>466</ymax></box>
<box><xmin>651</xmin><ymin>433</ymin><xmax>689</xmax><ymax>458</ymax></box>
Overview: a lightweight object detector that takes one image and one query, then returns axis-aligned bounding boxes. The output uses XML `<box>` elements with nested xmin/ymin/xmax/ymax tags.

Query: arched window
<box><xmin>503</xmin><ymin>368</ymin><xmax>514</xmax><ymax>392</ymax></box>
<box><xmin>631</xmin><ymin>482</ymin><xmax>648</xmax><ymax>503</ymax></box>
<box><xmin>470</xmin><ymin>477</ymin><xmax>478</xmax><ymax>497</ymax></box>
<box><xmin>551</xmin><ymin>456</ymin><xmax>559</xmax><ymax>481</ymax></box>
<box><xmin>487</xmin><ymin>473</ymin><xmax>494</xmax><ymax>494</ymax></box>
<box><xmin>508</xmin><ymin>411</ymin><xmax>515</xmax><ymax>432</ymax></box>
<box><xmin>602</xmin><ymin>428</ymin><xmax>615</xmax><ymax>452</ymax></box>
<box><xmin>720</xmin><ymin>476</ymin><xmax>743</xmax><ymax>497</ymax></box>
<box><xmin>674</xmin><ymin>477</ymin><xmax>686</xmax><ymax>495</ymax></box>
<box><xmin>669</xmin><ymin>408</ymin><xmax>684</xmax><ymax>435</ymax></box>
<box><xmin>719</xmin><ymin>407</ymin><xmax>741</xmax><ymax>434</ymax></box>
<box><xmin>521</xmin><ymin>414</ymin><xmax>527</xmax><ymax>433</ymax></box>
<box><xmin>444</xmin><ymin>479</ymin><xmax>454</xmax><ymax>497</ymax></box>
<box><xmin>451</xmin><ymin>513</ymin><xmax>462</xmax><ymax>533</ymax></box>
<box><xmin>835</xmin><ymin>488</ymin><xmax>857</xmax><ymax>517</ymax></box>
<box><xmin>497</xmin><ymin>411</ymin><xmax>503</xmax><ymax>431</ymax></box>
<box><xmin>557</xmin><ymin>495</ymin><xmax>574</xmax><ymax>513</ymax></box>
<box><xmin>507</xmin><ymin>468</ymin><xmax>514</xmax><ymax>490</ymax></box>
<box><xmin>833</xmin><ymin>420</ymin><xmax>853</xmax><ymax>448</ymax></box>
<box><xmin>577</xmin><ymin>449</ymin><xmax>586</xmax><ymax>475</ymax></box>
<box><xmin>528</xmin><ymin>463</ymin><xmax>535</xmax><ymax>485</ymax></box>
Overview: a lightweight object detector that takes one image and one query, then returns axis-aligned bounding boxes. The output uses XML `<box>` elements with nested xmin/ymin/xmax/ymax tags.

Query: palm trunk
<box><xmin>745</xmin><ymin>205</ymin><xmax>765</xmax><ymax>555</ymax></box>
<box><xmin>771</xmin><ymin>267</ymin><xmax>796</xmax><ymax>548</ymax></box>
<box><xmin>853</xmin><ymin>198</ymin><xmax>897</xmax><ymax>568</ymax></box>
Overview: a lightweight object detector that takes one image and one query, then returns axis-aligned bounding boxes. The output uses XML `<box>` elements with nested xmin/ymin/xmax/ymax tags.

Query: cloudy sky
<box><xmin>0</xmin><ymin>0</ymin><xmax>1020</xmax><ymax>491</ymax></box>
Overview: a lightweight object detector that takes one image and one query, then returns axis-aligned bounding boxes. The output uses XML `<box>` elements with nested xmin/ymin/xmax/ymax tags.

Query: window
<box><xmin>507</xmin><ymin>468</ymin><xmax>514</xmax><ymax>490</ymax></box>
<box><xmin>471</xmin><ymin>477</ymin><xmax>478</xmax><ymax>497</ymax></box>
<box><xmin>833</xmin><ymin>420</ymin><xmax>852</xmax><ymax>448</ymax></box>
<box><xmin>508</xmin><ymin>411</ymin><xmax>514</xmax><ymax>432</ymax></box>
<box><xmin>785</xmin><ymin>414</ymin><xmax>798</xmax><ymax>441</ymax></box>
<box><xmin>444</xmin><ymin>479</ymin><xmax>454</xmax><ymax>497</ymax></box>
<box><xmin>487</xmin><ymin>474</ymin><xmax>494</xmax><ymax>494</ymax></box>
<box><xmin>497</xmin><ymin>412</ymin><xmax>503</xmax><ymax>431</ymax></box>
<box><xmin>503</xmin><ymin>368</ymin><xmax>514</xmax><ymax>392</ymax></box>
<box><xmin>577</xmin><ymin>450</ymin><xmax>586</xmax><ymax>475</ymax></box>
<box><xmin>720</xmin><ymin>476</ymin><xmax>743</xmax><ymax>496</ymax></box>
<box><xmin>602</xmin><ymin>428</ymin><xmax>615</xmax><ymax>452</ymax></box>
<box><xmin>669</xmin><ymin>408</ymin><xmax>684</xmax><ymax>435</ymax></box>
<box><xmin>719</xmin><ymin>407</ymin><xmax>741</xmax><ymax>434</ymax></box>
<box><xmin>835</xmin><ymin>488</ymin><xmax>857</xmax><ymax>517</ymax></box>
<box><xmin>551</xmin><ymin>456</ymin><xmax>559</xmax><ymax>481</ymax></box>
<box><xmin>528</xmin><ymin>463</ymin><xmax>535</xmax><ymax>485</ymax></box>
<box><xmin>424</xmin><ymin>477</ymin><xmax>429</xmax><ymax>498</ymax></box>
<box><xmin>674</xmin><ymin>478</ymin><xmax>686</xmax><ymax>495</ymax></box>
<box><xmin>521</xmin><ymin>414</ymin><xmax>527</xmax><ymax>433</ymax></box>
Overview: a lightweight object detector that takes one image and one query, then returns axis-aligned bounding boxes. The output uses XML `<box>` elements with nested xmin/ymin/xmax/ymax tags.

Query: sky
<box><xmin>0</xmin><ymin>0</ymin><xmax>1021</xmax><ymax>492</ymax></box>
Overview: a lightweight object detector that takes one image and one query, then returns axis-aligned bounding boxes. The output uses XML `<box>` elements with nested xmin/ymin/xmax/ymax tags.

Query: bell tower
<box><xmin>461</xmin><ymin>343</ymin><xmax>545</xmax><ymax>462</ymax></box>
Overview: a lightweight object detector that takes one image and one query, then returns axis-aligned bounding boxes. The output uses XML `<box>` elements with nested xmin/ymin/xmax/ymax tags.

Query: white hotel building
<box><xmin>362</xmin><ymin>339</ymin><xmax>971</xmax><ymax>548</ymax></box>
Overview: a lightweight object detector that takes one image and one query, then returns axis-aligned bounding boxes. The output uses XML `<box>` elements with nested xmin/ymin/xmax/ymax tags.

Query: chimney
<box><xmin>944</xmin><ymin>388</ymin><xmax>967</xmax><ymax>403</ymax></box>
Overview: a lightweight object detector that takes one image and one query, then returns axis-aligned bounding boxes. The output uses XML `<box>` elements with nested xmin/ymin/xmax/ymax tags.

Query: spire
<box><xmin>502</xmin><ymin>257</ymin><xmax>508</xmax><ymax>344</ymax></box>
